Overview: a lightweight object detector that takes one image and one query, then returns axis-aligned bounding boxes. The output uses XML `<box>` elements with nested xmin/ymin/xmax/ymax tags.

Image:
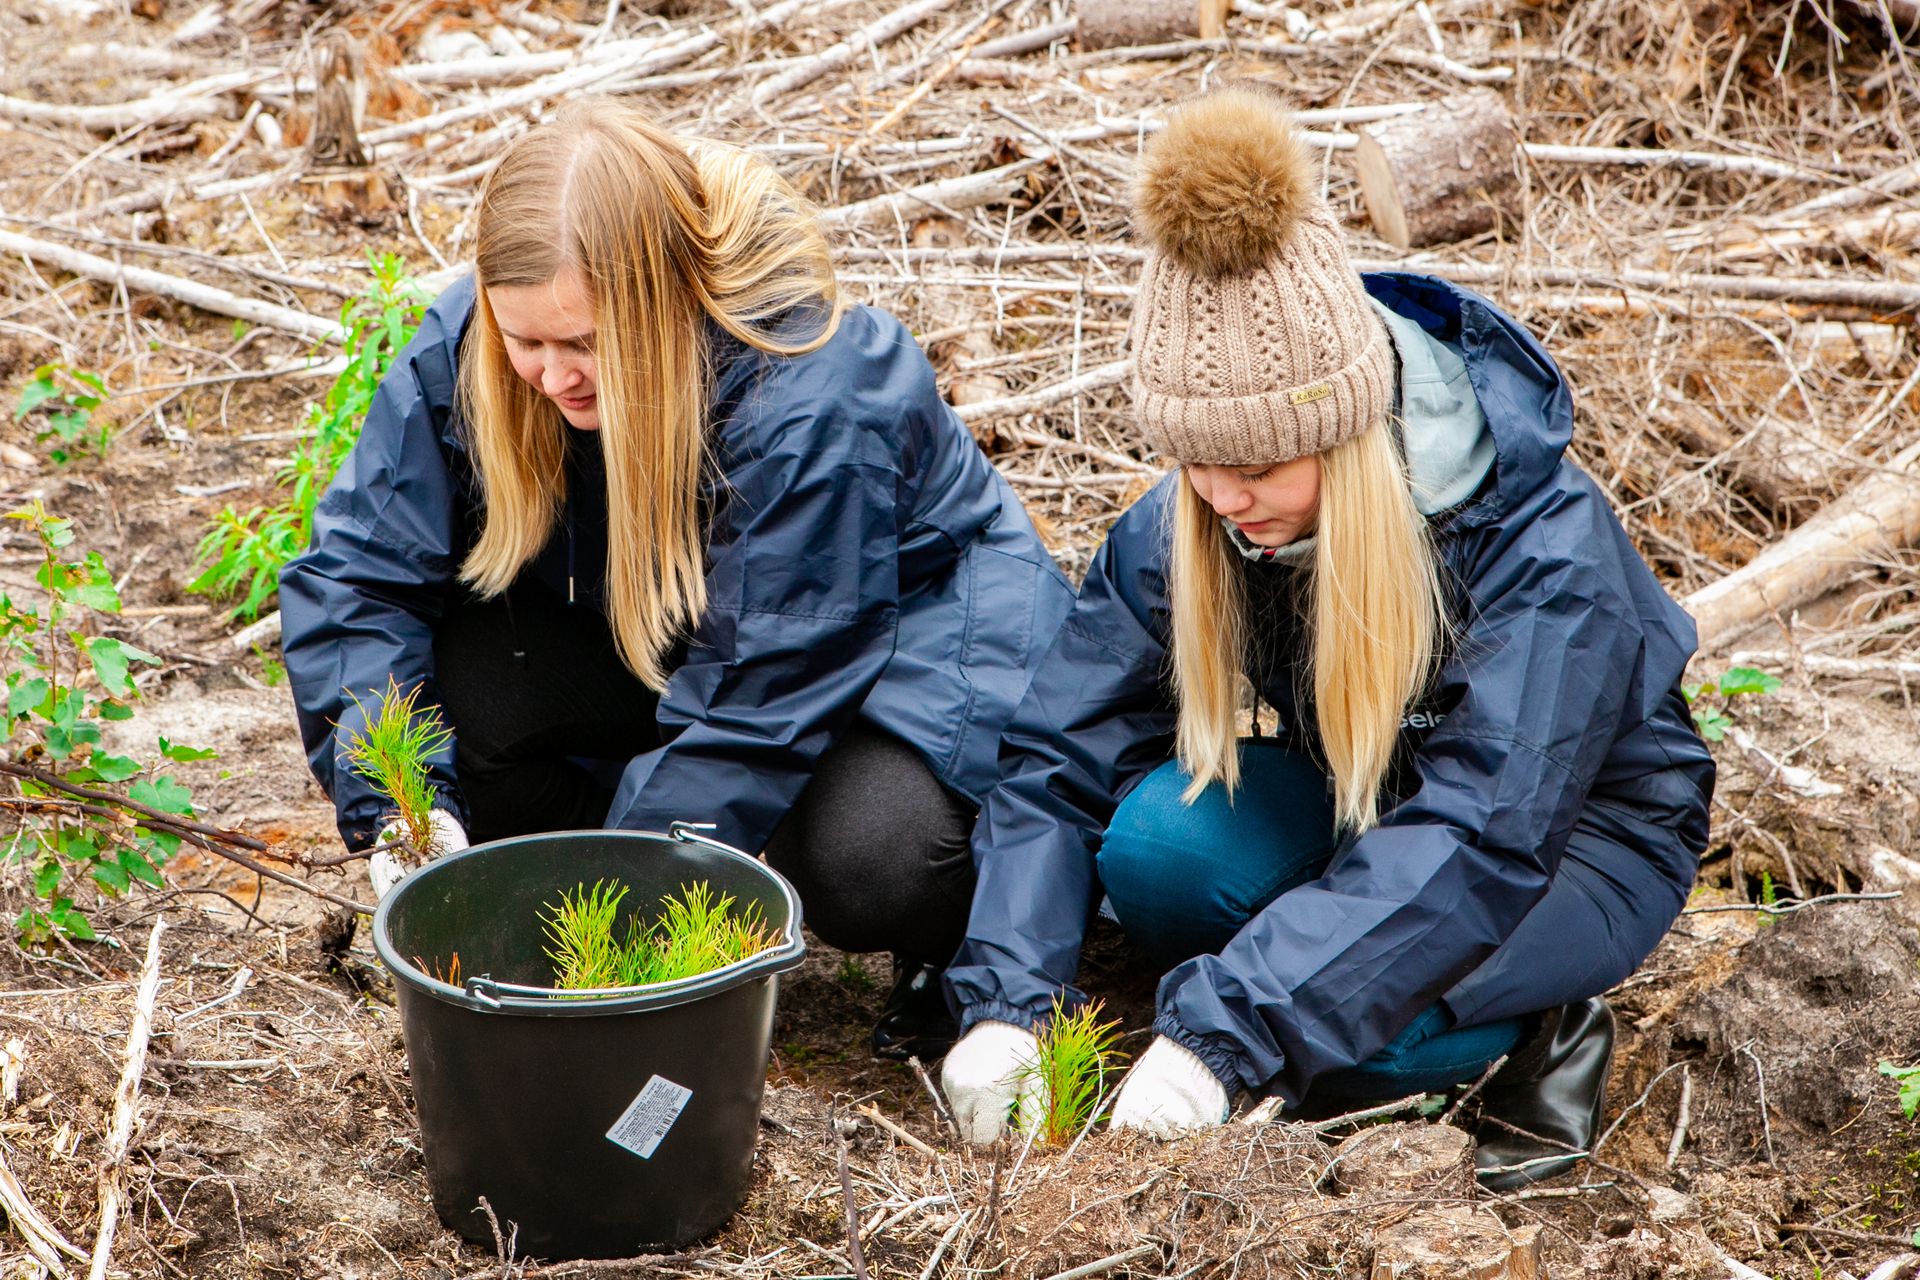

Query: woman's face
<box><xmin>487</xmin><ymin>265</ymin><xmax>601</xmax><ymax>431</ymax></box>
<box><xmin>1184</xmin><ymin>456</ymin><xmax>1322</xmax><ymax>547</ymax></box>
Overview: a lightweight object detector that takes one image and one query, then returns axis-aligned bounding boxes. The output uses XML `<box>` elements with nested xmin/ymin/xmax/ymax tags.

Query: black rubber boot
<box><xmin>1472</xmin><ymin>997</ymin><xmax>1616</xmax><ymax>1192</ymax></box>
<box><xmin>870</xmin><ymin>959</ymin><xmax>958</xmax><ymax>1061</ymax></box>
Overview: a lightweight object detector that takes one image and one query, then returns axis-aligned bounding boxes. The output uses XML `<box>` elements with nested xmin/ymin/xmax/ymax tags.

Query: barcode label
<box><xmin>605</xmin><ymin>1075</ymin><xmax>694</xmax><ymax>1159</ymax></box>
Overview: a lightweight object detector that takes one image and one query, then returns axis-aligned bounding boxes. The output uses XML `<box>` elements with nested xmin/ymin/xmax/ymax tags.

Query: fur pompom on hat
<box><xmin>1130</xmin><ymin>85</ymin><xmax>1391</xmax><ymax>466</ymax></box>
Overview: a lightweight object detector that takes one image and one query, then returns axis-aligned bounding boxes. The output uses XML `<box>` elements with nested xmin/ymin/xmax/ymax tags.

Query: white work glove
<box><xmin>368</xmin><ymin>809</ymin><xmax>469</xmax><ymax>901</ymax></box>
<box><xmin>1109</xmin><ymin>1036</ymin><xmax>1230</xmax><ymax>1139</ymax></box>
<box><xmin>941</xmin><ymin>1021</ymin><xmax>1043</xmax><ymax>1145</ymax></box>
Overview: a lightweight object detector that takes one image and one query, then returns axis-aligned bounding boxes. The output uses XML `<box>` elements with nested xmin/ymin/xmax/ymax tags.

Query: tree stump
<box><xmin>1370</xmin><ymin>1207</ymin><xmax>1543</xmax><ymax>1280</ymax></box>
<box><xmin>308</xmin><ymin>36</ymin><xmax>369</xmax><ymax>168</ymax></box>
<box><xmin>306</xmin><ymin>36</ymin><xmax>392</xmax><ymax>223</ymax></box>
<box><xmin>1077</xmin><ymin>0</ymin><xmax>1231</xmax><ymax>50</ymax></box>
<box><xmin>1354</xmin><ymin>90</ymin><xmax>1521</xmax><ymax>250</ymax></box>
<box><xmin>1332</xmin><ymin>1123</ymin><xmax>1474</xmax><ymax>1198</ymax></box>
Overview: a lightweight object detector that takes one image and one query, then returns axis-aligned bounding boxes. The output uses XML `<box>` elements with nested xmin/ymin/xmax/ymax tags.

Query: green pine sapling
<box><xmin>540</xmin><ymin>879</ymin><xmax>777</xmax><ymax>993</ymax></box>
<box><xmin>1017</xmin><ymin>996</ymin><xmax>1128</xmax><ymax>1146</ymax></box>
<box><xmin>341</xmin><ymin>677</ymin><xmax>454</xmax><ymax>860</ymax></box>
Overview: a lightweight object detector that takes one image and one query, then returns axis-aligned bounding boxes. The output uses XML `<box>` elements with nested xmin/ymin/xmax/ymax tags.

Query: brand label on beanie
<box><xmin>1289</xmin><ymin>384</ymin><xmax>1333</xmax><ymax>406</ymax></box>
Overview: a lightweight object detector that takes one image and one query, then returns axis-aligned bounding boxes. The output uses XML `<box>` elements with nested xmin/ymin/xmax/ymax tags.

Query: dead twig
<box><xmin>87</xmin><ymin>920</ymin><xmax>165</xmax><ymax>1280</ymax></box>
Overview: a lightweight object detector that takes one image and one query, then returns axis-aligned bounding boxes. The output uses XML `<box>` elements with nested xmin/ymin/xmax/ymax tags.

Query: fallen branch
<box><xmin>0</xmin><ymin>71</ymin><xmax>266</xmax><ymax>133</ymax></box>
<box><xmin>1682</xmin><ymin>891</ymin><xmax>1901</xmax><ymax>916</ymax></box>
<box><xmin>820</xmin><ymin>157</ymin><xmax>1045</xmax><ymax>230</ymax></box>
<box><xmin>0</xmin><ymin>229</ymin><xmax>342</xmax><ymax>344</ymax></box>
<box><xmin>951</xmin><ymin>359</ymin><xmax>1133</xmax><ymax>427</ymax></box>
<box><xmin>1038</xmin><ymin>1243</ymin><xmax>1160</xmax><ymax>1280</ymax></box>
<box><xmin>1726</xmin><ymin>650</ymin><xmax>1920</xmax><ymax>681</ymax></box>
<box><xmin>739</xmin><ymin>0</ymin><xmax>961</xmax><ymax>113</ymax></box>
<box><xmin>88</xmin><ymin>920</ymin><xmax>165</xmax><ymax>1280</ymax></box>
<box><xmin>1348</xmin><ymin>256</ymin><xmax>1920</xmax><ymax>313</ymax></box>
<box><xmin>0</xmin><ymin>1141</ymin><xmax>85</xmax><ymax>1275</ymax></box>
<box><xmin>1685</xmin><ymin>439</ymin><xmax>1920</xmax><ymax>651</ymax></box>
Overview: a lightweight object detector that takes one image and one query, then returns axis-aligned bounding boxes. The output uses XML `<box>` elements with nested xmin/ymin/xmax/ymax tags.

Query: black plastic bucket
<box><xmin>372</xmin><ymin>823</ymin><xmax>806</xmax><ymax>1259</ymax></box>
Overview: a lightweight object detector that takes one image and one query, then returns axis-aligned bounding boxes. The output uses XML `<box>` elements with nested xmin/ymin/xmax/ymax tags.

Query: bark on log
<box><xmin>1077</xmin><ymin>0</ymin><xmax>1232</xmax><ymax>50</ymax></box>
<box><xmin>1354</xmin><ymin>89</ymin><xmax>1520</xmax><ymax>250</ymax></box>
<box><xmin>1685</xmin><ymin>438</ymin><xmax>1920</xmax><ymax>651</ymax></box>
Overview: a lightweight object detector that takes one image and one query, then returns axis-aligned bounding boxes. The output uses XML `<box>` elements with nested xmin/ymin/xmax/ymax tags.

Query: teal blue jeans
<box><xmin>1096</xmin><ymin>743</ymin><xmax>1525</xmax><ymax>1098</ymax></box>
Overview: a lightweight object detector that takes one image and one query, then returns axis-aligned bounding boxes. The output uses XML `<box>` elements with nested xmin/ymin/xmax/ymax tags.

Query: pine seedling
<box><xmin>631</xmin><ymin>881</ymin><xmax>777</xmax><ymax>984</ymax></box>
<box><xmin>542</xmin><ymin>880</ymin><xmax>632</xmax><ymax>990</ymax></box>
<box><xmin>541</xmin><ymin>879</ymin><xmax>777</xmax><ymax>992</ymax></box>
<box><xmin>342</xmin><ymin>677</ymin><xmax>454</xmax><ymax>859</ymax></box>
<box><xmin>1017</xmin><ymin>996</ymin><xmax>1128</xmax><ymax>1146</ymax></box>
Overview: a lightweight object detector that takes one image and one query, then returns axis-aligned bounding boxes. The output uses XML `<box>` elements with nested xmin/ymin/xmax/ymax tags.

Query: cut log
<box><xmin>1685</xmin><ymin>438</ymin><xmax>1920</xmax><ymax>651</ymax></box>
<box><xmin>1354</xmin><ymin>89</ymin><xmax>1520</xmax><ymax>250</ymax></box>
<box><xmin>1077</xmin><ymin>0</ymin><xmax>1232</xmax><ymax>50</ymax></box>
<box><xmin>1370</xmin><ymin>1206</ymin><xmax>1543</xmax><ymax>1280</ymax></box>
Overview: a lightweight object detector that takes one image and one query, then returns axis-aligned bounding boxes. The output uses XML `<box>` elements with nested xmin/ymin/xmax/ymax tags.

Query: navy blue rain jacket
<box><xmin>281</xmin><ymin>275</ymin><xmax>1073</xmax><ymax>852</ymax></box>
<box><xmin>945</xmin><ymin>274</ymin><xmax>1715</xmax><ymax>1102</ymax></box>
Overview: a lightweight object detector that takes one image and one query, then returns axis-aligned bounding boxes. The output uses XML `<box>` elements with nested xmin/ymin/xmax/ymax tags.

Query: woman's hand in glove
<box><xmin>1109</xmin><ymin>1036</ymin><xmax>1229</xmax><ymax>1138</ymax></box>
<box><xmin>940</xmin><ymin>1021</ymin><xmax>1042</xmax><ymax>1145</ymax></box>
<box><xmin>368</xmin><ymin>809</ymin><xmax>469</xmax><ymax>901</ymax></box>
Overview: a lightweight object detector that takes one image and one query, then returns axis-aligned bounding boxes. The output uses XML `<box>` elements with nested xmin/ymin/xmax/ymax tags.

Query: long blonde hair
<box><xmin>1169</xmin><ymin>423</ymin><xmax>1448</xmax><ymax>831</ymax></box>
<box><xmin>458</xmin><ymin>99</ymin><xmax>842</xmax><ymax>689</ymax></box>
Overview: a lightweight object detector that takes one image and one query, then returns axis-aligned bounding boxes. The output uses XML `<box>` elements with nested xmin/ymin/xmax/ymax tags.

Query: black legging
<box><xmin>432</xmin><ymin>580</ymin><xmax>977</xmax><ymax>962</ymax></box>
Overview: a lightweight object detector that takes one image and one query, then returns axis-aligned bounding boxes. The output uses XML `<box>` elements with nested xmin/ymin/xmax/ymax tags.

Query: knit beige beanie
<box><xmin>1130</xmin><ymin>85</ymin><xmax>1391</xmax><ymax>466</ymax></box>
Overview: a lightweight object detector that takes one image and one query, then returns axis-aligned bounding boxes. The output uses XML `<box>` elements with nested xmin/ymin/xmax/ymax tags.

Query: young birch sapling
<box><xmin>342</xmin><ymin>677</ymin><xmax>455</xmax><ymax>860</ymax></box>
<box><xmin>541</xmin><ymin>879</ymin><xmax>777</xmax><ymax>993</ymax></box>
<box><xmin>1017</xmin><ymin>996</ymin><xmax>1128</xmax><ymax>1145</ymax></box>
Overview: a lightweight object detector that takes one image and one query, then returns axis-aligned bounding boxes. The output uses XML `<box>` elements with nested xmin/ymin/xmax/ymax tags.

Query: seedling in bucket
<box><xmin>1017</xmin><ymin>996</ymin><xmax>1128</xmax><ymax>1145</ymax></box>
<box><xmin>542</xmin><ymin>879</ymin><xmax>778</xmax><ymax>992</ymax></box>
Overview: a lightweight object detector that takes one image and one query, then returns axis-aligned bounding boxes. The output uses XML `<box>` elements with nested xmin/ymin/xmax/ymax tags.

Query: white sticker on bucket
<box><xmin>605</xmin><ymin>1075</ymin><xmax>694</xmax><ymax>1159</ymax></box>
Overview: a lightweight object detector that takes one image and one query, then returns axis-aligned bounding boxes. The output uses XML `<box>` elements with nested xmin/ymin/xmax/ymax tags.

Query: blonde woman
<box><xmin>940</xmin><ymin>86</ymin><xmax>1713</xmax><ymax>1189</ymax></box>
<box><xmin>280</xmin><ymin>99</ymin><xmax>1071</xmax><ymax>1057</ymax></box>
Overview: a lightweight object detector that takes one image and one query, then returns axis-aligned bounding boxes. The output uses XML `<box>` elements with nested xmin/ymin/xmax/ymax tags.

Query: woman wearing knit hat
<box><xmin>940</xmin><ymin>85</ymin><xmax>1713</xmax><ymax>1189</ymax></box>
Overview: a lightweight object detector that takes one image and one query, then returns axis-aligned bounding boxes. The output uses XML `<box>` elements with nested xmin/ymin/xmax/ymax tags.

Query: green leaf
<box><xmin>9</xmin><ymin>677</ymin><xmax>48</xmax><ymax>719</ymax></box>
<box><xmin>1878</xmin><ymin>1060</ymin><xmax>1920</xmax><ymax>1119</ymax></box>
<box><xmin>1692</xmin><ymin>708</ymin><xmax>1731</xmax><ymax>742</ymax></box>
<box><xmin>142</xmin><ymin>829</ymin><xmax>180</xmax><ymax>860</ymax></box>
<box><xmin>92</xmin><ymin>860</ymin><xmax>129</xmax><ymax>895</ymax></box>
<box><xmin>54</xmin><ymin>901</ymin><xmax>95</xmax><ymax>941</ymax></box>
<box><xmin>13</xmin><ymin>369</ymin><xmax>59</xmax><ymax>419</ymax></box>
<box><xmin>86</xmin><ymin>750</ymin><xmax>141</xmax><ymax>783</ymax></box>
<box><xmin>97</xmin><ymin>699</ymin><xmax>134</xmax><ymax>721</ymax></box>
<box><xmin>121</xmin><ymin>847</ymin><xmax>164</xmax><ymax>888</ymax></box>
<box><xmin>70</xmin><ymin>554</ymin><xmax>121</xmax><ymax>612</ymax></box>
<box><xmin>87</xmin><ymin>636</ymin><xmax>158</xmax><ymax>699</ymax></box>
<box><xmin>31</xmin><ymin>861</ymin><xmax>61</xmax><ymax>897</ymax></box>
<box><xmin>1717</xmin><ymin>667</ymin><xmax>1783</xmax><ymax>698</ymax></box>
<box><xmin>158</xmin><ymin>736</ymin><xmax>217</xmax><ymax>762</ymax></box>
<box><xmin>130</xmin><ymin>774</ymin><xmax>193</xmax><ymax>816</ymax></box>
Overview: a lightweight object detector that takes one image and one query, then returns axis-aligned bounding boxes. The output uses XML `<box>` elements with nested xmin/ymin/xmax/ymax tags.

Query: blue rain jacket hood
<box><xmin>945</xmin><ymin>274</ymin><xmax>1715</xmax><ymax>1103</ymax></box>
<box><xmin>281</xmin><ymin>275</ymin><xmax>1073</xmax><ymax>852</ymax></box>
